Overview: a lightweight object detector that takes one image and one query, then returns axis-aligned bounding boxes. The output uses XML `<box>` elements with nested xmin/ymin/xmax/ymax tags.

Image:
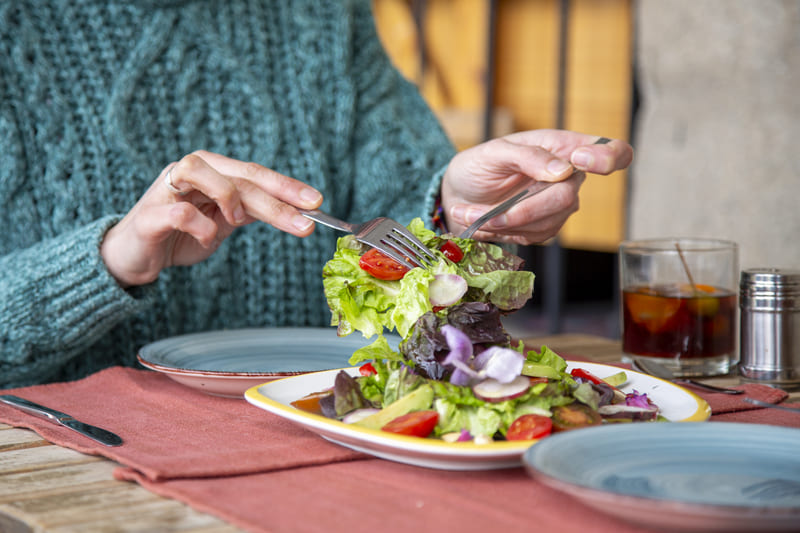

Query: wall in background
<box><xmin>630</xmin><ymin>0</ymin><xmax>800</xmax><ymax>270</ymax></box>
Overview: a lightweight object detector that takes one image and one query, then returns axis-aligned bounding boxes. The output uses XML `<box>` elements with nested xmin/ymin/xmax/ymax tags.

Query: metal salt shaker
<box><xmin>739</xmin><ymin>268</ymin><xmax>800</xmax><ymax>389</ymax></box>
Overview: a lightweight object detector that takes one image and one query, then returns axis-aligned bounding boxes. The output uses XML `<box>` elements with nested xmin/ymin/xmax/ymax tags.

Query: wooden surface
<box><xmin>0</xmin><ymin>425</ymin><xmax>241</xmax><ymax>533</ymax></box>
<box><xmin>2</xmin><ymin>333</ymin><xmax>797</xmax><ymax>533</ymax></box>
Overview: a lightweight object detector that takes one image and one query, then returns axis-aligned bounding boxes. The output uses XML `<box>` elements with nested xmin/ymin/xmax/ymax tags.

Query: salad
<box><xmin>293</xmin><ymin>219</ymin><xmax>661</xmax><ymax>442</ymax></box>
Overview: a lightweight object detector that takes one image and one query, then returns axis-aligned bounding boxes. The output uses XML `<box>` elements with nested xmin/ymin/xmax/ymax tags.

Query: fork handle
<box><xmin>298</xmin><ymin>209</ymin><xmax>354</xmax><ymax>233</ymax></box>
<box><xmin>459</xmin><ymin>137</ymin><xmax>611</xmax><ymax>239</ymax></box>
<box><xmin>460</xmin><ymin>181</ymin><xmax>554</xmax><ymax>239</ymax></box>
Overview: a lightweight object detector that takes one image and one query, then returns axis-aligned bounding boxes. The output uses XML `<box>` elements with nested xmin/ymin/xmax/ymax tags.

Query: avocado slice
<box><xmin>353</xmin><ymin>384</ymin><xmax>434</xmax><ymax>431</ymax></box>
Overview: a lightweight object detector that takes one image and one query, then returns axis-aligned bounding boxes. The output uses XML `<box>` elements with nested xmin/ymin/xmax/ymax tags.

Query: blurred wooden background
<box><xmin>373</xmin><ymin>0</ymin><xmax>633</xmax><ymax>253</ymax></box>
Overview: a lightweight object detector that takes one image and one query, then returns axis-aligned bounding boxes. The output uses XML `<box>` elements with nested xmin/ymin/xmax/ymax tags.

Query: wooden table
<box><xmin>1</xmin><ymin>334</ymin><xmax>796</xmax><ymax>533</ymax></box>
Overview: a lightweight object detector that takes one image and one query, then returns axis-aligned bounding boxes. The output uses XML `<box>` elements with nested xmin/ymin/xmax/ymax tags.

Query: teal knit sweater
<box><xmin>0</xmin><ymin>0</ymin><xmax>455</xmax><ymax>387</ymax></box>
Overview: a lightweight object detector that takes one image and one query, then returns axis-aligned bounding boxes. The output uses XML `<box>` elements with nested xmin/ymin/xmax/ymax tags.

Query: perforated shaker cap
<box><xmin>740</xmin><ymin>268</ymin><xmax>800</xmax><ymax>311</ymax></box>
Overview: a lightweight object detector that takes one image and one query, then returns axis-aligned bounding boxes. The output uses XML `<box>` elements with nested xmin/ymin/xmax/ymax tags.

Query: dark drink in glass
<box><xmin>622</xmin><ymin>283</ymin><xmax>736</xmax><ymax>360</ymax></box>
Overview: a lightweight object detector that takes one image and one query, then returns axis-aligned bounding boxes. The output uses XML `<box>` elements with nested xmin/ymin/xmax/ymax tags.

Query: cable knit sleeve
<box><xmin>346</xmin><ymin>0</ymin><xmax>455</xmax><ymax>227</ymax></box>
<box><xmin>0</xmin><ymin>215</ymin><xmax>156</xmax><ymax>386</ymax></box>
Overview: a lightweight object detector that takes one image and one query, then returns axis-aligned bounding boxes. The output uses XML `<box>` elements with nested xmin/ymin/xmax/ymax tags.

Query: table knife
<box><xmin>0</xmin><ymin>394</ymin><xmax>123</xmax><ymax>446</ymax></box>
<box><xmin>631</xmin><ymin>357</ymin><xmax>743</xmax><ymax>395</ymax></box>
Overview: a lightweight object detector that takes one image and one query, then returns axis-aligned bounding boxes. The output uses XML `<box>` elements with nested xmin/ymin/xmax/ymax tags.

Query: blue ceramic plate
<box><xmin>523</xmin><ymin>422</ymin><xmax>800</xmax><ymax>531</ymax></box>
<box><xmin>138</xmin><ymin>328</ymin><xmax>394</xmax><ymax>398</ymax></box>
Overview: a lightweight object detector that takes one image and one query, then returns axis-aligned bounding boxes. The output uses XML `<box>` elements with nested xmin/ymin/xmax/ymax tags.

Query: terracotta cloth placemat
<box><xmin>0</xmin><ymin>367</ymin><xmax>365</xmax><ymax>481</ymax></box>
<box><xmin>117</xmin><ymin>457</ymin><xmax>650</xmax><ymax>533</ymax></box>
<box><xmin>2</xmin><ymin>366</ymin><xmax>799</xmax><ymax>533</ymax></box>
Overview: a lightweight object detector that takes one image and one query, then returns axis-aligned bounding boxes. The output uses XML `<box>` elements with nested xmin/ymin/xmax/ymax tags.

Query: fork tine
<box><xmin>383</xmin><ymin>233</ymin><xmax>434</xmax><ymax>268</ymax></box>
<box><xmin>387</xmin><ymin>226</ymin><xmax>437</xmax><ymax>265</ymax></box>
<box><xmin>306</xmin><ymin>211</ymin><xmax>437</xmax><ymax>270</ymax></box>
<box><xmin>357</xmin><ymin>237</ymin><xmax>422</xmax><ymax>269</ymax></box>
<box><xmin>380</xmin><ymin>237</ymin><xmax>425</xmax><ymax>269</ymax></box>
<box><xmin>359</xmin><ymin>217</ymin><xmax>438</xmax><ymax>270</ymax></box>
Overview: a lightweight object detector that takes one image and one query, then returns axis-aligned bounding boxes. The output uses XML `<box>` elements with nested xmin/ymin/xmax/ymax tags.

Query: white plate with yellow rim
<box><xmin>244</xmin><ymin>362</ymin><xmax>711</xmax><ymax>470</ymax></box>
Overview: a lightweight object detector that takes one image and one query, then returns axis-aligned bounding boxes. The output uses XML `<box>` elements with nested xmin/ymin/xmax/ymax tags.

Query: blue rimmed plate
<box><xmin>524</xmin><ymin>422</ymin><xmax>800</xmax><ymax>531</ymax></box>
<box><xmin>138</xmin><ymin>328</ymin><xmax>391</xmax><ymax>398</ymax></box>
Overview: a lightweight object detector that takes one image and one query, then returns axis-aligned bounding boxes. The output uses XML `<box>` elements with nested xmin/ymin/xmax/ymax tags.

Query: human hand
<box><xmin>440</xmin><ymin>129</ymin><xmax>633</xmax><ymax>245</ymax></box>
<box><xmin>100</xmin><ymin>151</ymin><xmax>322</xmax><ymax>287</ymax></box>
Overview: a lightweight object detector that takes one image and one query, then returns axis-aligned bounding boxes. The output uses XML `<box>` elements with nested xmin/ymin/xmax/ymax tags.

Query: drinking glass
<box><xmin>619</xmin><ymin>238</ymin><xmax>739</xmax><ymax>377</ymax></box>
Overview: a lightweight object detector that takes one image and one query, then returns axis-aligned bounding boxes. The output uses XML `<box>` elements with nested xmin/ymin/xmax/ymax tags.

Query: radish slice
<box><xmin>342</xmin><ymin>408</ymin><xmax>380</xmax><ymax>424</ymax></box>
<box><xmin>472</xmin><ymin>375</ymin><xmax>530</xmax><ymax>403</ymax></box>
<box><xmin>429</xmin><ymin>274</ymin><xmax>468</xmax><ymax>307</ymax></box>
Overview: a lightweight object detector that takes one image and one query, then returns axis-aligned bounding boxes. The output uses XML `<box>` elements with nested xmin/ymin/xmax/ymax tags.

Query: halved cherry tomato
<box><xmin>359</xmin><ymin>362</ymin><xmax>377</xmax><ymax>376</ymax></box>
<box><xmin>506</xmin><ymin>414</ymin><xmax>553</xmax><ymax>440</ymax></box>
<box><xmin>358</xmin><ymin>248</ymin><xmax>410</xmax><ymax>280</ymax></box>
<box><xmin>381</xmin><ymin>410</ymin><xmax>439</xmax><ymax>437</ymax></box>
<box><xmin>440</xmin><ymin>240</ymin><xmax>464</xmax><ymax>262</ymax></box>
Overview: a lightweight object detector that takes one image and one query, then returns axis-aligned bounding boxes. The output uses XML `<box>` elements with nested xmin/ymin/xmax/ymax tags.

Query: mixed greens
<box><xmin>295</xmin><ymin>218</ymin><xmax>661</xmax><ymax>442</ymax></box>
<box><xmin>322</xmin><ymin>218</ymin><xmax>534</xmax><ymax>339</ymax></box>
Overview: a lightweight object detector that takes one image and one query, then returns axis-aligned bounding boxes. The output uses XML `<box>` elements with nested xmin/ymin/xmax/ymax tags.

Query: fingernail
<box><xmin>546</xmin><ymin>159</ymin><xmax>572</xmax><ymax>177</ymax></box>
<box><xmin>234</xmin><ymin>205</ymin><xmax>246</xmax><ymax>224</ymax></box>
<box><xmin>487</xmin><ymin>213</ymin><xmax>508</xmax><ymax>229</ymax></box>
<box><xmin>450</xmin><ymin>205</ymin><xmax>467</xmax><ymax>224</ymax></box>
<box><xmin>464</xmin><ymin>207</ymin><xmax>487</xmax><ymax>225</ymax></box>
<box><xmin>300</xmin><ymin>188</ymin><xmax>322</xmax><ymax>204</ymax></box>
<box><xmin>293</xmin><ymin>214</ymin><xmax>313</xmax><ymax>232</ymax></box>
<box><xmin>571</xmin><ymin>149</ymin><xmax>593</xmax><ymax>169</ymax></box>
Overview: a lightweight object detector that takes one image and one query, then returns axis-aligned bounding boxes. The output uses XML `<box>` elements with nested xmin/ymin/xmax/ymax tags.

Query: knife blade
<box><xmin>0</xmin><ymin>394</ymin><xmax>123</xmax><ymax>446</ymax></box>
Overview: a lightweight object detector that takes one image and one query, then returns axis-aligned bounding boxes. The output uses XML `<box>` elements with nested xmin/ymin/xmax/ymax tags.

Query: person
<box><xmin>0</xmin><ymin>0</ymin><xmax>632</xmax><ymax>388</ymax></box>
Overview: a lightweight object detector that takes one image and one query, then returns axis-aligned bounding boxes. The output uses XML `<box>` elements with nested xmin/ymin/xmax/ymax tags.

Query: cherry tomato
<box><xmin>506</xmin><ymin>414</ymin><xmax>553</xmax><ymax>440</ymax></box>
<box><xmin>440</xmin><ymin>240</ymin><xmax>464</xmax><ymax>262</ymax></box>
<box><xmin>358</xmin><ymin>248</ymin><xmax>410</xmax><ymax>280</ymax></box>
<box><xmin>381</xmin><ymin>410</ymin><xmax>439</xmax><ymax>437</ymax></box>
<box><xmin>359</xmin><ymin>362</ymin><xmax>377</xmax><ymax>376</ymax></box>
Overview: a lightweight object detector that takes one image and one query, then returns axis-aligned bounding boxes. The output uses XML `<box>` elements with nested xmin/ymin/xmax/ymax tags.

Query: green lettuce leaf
<box><xmin>434</xmin><ymin>399</ymin><xmax>504</xmax><ymax>437</ymax></box>
<box><xmin>348</xmin><ymin>335</ymin><xmax>404</xmax><ymax>366</ymax></box>
<box><xmin>525</xmin><ymin>345</ymin><xmax>570</xmax><ymax>375</ymax></box>
<box><xmin>322</xmin><ymin>218</ymin><xmax>534</xmax><ymax>341</ymax></box>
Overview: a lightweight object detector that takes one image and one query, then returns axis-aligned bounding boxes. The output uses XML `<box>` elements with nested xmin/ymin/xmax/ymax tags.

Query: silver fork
<box><xmin>299</xmin><ymin>209</ymin><xmax>437</xmax><ymax>269</ymax></box>
<box><xmin>459</xmin><ymin>137</ymin><xmax>611</xmax><ymax>239</ymax></box>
